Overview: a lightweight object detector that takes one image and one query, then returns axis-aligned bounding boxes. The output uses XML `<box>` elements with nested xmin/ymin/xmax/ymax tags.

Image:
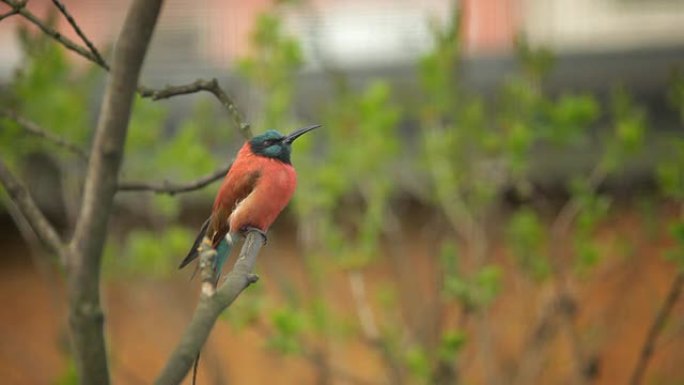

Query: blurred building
<box><xmin>0</xmin><ymin>0</ymin><xmax>682</xmax><ymax>136</ymax></box>
<box><xmin>0</xmin><ymin>0</ymin><xmax>682</xmax><ymax>72</ymax></box>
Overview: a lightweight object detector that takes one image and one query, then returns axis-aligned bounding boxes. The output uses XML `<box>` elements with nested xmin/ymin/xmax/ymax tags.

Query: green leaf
<box><xmin>105</xmin><ymin>226</ymin><xmax>194</xmax><ymax>278</ymax></box>
<box><xmin>267</xmin><ymin>306</ymin><xmax>305</xmax><ymax>354</ymax></box>
<box><xmin>507</xmin><ymin>208</ymin><xmax>550</xmax><ymax>281</ymax></box>
<box><xmin>404</xmin><ymin>346</ymin><xmax>431</xmax><ymax>381</ymax></box>
<box><xmin>438</xmin><ymin>330</ymin><xmax>466</xmax><ymax>361</ymax></box>
<box><xmin>666</xmin><ymin>221</ymin><xmax>684</xmax><ymax>271</ymax></box>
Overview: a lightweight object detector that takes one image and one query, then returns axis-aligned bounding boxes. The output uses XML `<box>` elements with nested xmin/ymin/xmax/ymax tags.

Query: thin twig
<box><xmin>0</xmin><ymin>8</ymin><xmax>19</xmax><ymax>21</ymax></box>
<box><xmin>348</xmin><ymin>270</ymin><xmax>405</xmax><ymax>385</ymax></box>
<box><xmin>50</xmin><ymin>0</ymin><xmax>109</xmax><ymax>70</ymax></box>
<box><xmin>628</xmin><ymin>271</ymin><xmax>684</xmax><ymax>385</ymax></box>
<box><xmin>0</xmin><ymin>0</ymin><xmax>107</xmax><ymax>69</ymax></box>
<box><xmin>139</xmin><ymin>78</ymin><xmax>252</xmax><ymax>139</ymax></box>
<box><xmin>252</xmin><ymin>322</ymin><xmax>383</xmax><ymax>385</ymax></box>
<box><xmin>155</xmin><ymin>231</ymin><xmax>264</xmax><ymax>385</ymax></box>
<box><xmin>1</xmin><ymin>1</ymin><xmax>252</xmax><ymax>141</ymax></box>
<box><xmin>0</xmin><ymin>158</ymin><xmax>66</xmax><ymax>259</ymax></box>
<box><xmin>545</xmin><ymin>162</ymin><xmax>609</xmax><ymax>385</ymax></box>
<box><xmin>118</xmin><ymin>162</ymin><xmax>230</xmax><ymax>195</ymax></box>
<box><xmin>0</xmin><ymin>109</ymin><xmax>88</xmax><ymax>160</ymax></box>
<box><xmin>512</xmin><ymin>292</ymin><xmax>579</xmax><ymax>385</ymax></box>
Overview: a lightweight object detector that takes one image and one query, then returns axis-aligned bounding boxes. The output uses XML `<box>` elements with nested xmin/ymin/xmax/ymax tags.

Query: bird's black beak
<box><xmin>282</xmin><ymin>124</ymin><xmax>321</xmax><ymax>144</ymax></box>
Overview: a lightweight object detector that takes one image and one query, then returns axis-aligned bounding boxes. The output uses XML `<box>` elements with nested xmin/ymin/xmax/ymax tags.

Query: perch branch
<box><xmin>198</xmin><ymin>237</ymin><xmax>218</xmax><ymax>296</ymax></box>
<box><xmin>0</xmin><ymin>158</ymin><xmax>66</xmax><ymax>259</ymax></box>
<box><xmin>138</xmin><ymin>78</ymin><xmax>252</xmax><ymax>139</ymax></box>
<box><xmin>0</xmin><ymin>109</ymin><xmax>88</xmax><ymax>160</ymax></box>
<box><xmin>628</xmin><ymin>271</ymin><xmax>684</xmax><ymax>385</ymax></box>
<box><xmin>0</xmin><ymin>0</ymin><xmax>107</xmax><ymax>69</ymax></box>
<box><xmin>155</xmin><ymin>231</ymin><xmax>265</xmax><ymax>385</ymax></box>
<box><xmin>50</xmin><ymin>0</ymin><xmax>109</xmax><ymax>70</ymax></box>
<box><xmin>118</xmin><ymin>162</ymin><xmax>231</xmax><ymax>195</ymax></box>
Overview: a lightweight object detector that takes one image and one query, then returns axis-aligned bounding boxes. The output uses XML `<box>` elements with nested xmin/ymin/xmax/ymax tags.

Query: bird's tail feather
<box><xmin>179</xmin><ymin>217</ymin><xmax>211</xmax><ymax>269</ymax></box>
<box><xmin>213</xmin><ymin>232</ymin><xmax>235</xmax><ymax>284</ymax></box>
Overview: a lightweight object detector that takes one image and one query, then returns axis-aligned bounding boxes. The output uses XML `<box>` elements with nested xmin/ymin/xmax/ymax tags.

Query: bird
<box><xmin>179</xmin><ymin>124</ymin><xmax>320</xmax><ymax>278</ymax></box>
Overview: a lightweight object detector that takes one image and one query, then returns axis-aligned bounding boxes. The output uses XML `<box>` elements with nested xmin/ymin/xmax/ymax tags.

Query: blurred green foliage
<box><xmin>2</xmin><ymin>3</ymin><xmax>682</xmax><ymax>384</ymax></box>
<box><xmin>0</xmin><ymin>27</ymin><xmax>236</xmax><ymax>279</ymax></box>
<box><xmin>0</xmin><ymin>23</ymin><xmax>96</xmax><ymax>168</ymax></box>
<box><xmin>506</xmin><ymin>208</ymin><xmax>549</xmax><ymax>281</ymax></box>
<box><xmin>238</xmin><ymin>12</ymin><xmax>303</xmax><ymax>131</ymax></box>
<box><xmin>660</xmin><ymin>72</ymin><xmax>684</xmax><ymax>270</ymax></box>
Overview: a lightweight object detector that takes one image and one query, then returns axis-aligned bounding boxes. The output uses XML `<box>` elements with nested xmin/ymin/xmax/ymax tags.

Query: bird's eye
<box><xmin>263</xmin><ymin>140</ymin><xmax>273</xmax><ymax>147</ymax></box>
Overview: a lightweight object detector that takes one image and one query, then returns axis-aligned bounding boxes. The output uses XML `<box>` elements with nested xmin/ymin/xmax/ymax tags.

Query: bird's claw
<box><xmin>242</xmin><ymin>226</ymin><xmax>268</xmax><ymax>244</ymax></box>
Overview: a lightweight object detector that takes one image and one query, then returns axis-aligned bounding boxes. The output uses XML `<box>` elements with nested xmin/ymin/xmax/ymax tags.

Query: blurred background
<box><xmin>1</xmin><ymin>0</ymin><xmax>683</xmax><ymax>384</ymax></box>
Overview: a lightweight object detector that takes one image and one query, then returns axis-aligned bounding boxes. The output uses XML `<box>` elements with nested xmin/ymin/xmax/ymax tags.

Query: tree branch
<box><xmin>118</xmin><ymin>162</ymin><xmax>231</xmax><ymax>195</ymax></box>
<box><xmin>0</xmin><ymin>158</ymin><xmax>66</xmax><ymax>260</ymax></box>
<box><xmin>139</xmin><ymin>78</ymin><xmax>253</xmax><ymax>139</ymax></box>
<box><xmin>545</xmin><ymin>162</ymin><xmax>608</xmax><ymax>385</ymax></box>
<box><xmin>65</xmin><ymin>1</ymin><xmax>163</xmax><ymax>384</ymax></box>
<box><xmin>50</xmin><ymin>0</ymin><xmax>109</xmax><ymax>70</ymax></box>
<box><xmin>252</xmin><ymin>323</ymin><xmax>385</xmax><ymax>385</ymax></box>
<box><xmin>155</xmin><ymin>230</ymin><xmax>265</xmax><ymax>385</ymax></box>
<box><xmin>0</xmin><ymin>109</ymin><xmax>88</xmax><ymax>160</ymax></box>
<box><xmin>0</xmin><ymin>7</ymin><xmax>20</xmax><ymax>22</ymax></box>
<box><xmin>0</xmin><ymin>0</ymin><xmax>108</xmax><ymax>69</ymax></box>
<box><xmin>628</xmin><ymin>271</ymin><xmax>684</xmax><ymax>385</ymax></box>
<box><xmin>1</xmin><ymin>1</ymin><xmax>253</xmax><ymax>142</ymax></box>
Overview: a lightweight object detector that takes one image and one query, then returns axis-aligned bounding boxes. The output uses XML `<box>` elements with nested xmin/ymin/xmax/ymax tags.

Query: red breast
<box><xmin>212</xmin><ymin>143</ymin><xmax>297</xmax><ymax>235</ymax></box>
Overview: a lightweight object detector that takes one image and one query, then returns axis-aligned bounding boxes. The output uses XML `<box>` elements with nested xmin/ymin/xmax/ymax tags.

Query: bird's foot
<box><xmin>241</xmin><ymin>226</ymin><xmax>268</xmax><ymax>244</ymax></box>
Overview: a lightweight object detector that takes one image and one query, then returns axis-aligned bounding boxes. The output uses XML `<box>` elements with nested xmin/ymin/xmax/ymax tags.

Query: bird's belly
<box><xmin>229</xmin><ymin>165</ymin><xmax>296</xmax><ymax>232</ymax></box>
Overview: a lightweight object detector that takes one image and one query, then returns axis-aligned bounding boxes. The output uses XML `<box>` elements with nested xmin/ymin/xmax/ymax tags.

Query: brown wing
<box><xmin>207</xmin><ymin>169</ymin><xmax>261</xmax><ymax>246</ymax></box>
<box><xmin>178</xmin><ymin>169</ymin><xmax>260</xmax><ymax>269</ymax></box>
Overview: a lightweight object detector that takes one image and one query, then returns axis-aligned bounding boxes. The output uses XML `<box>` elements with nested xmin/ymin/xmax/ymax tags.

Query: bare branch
<box><xmin>348</xmin><ymin>270</ymin><xmax>404</xmax><ymax>385</ymax></box>
<box><xmin>0</xmin><ymin>158</ymin><xmax>66</xmax><ymax>259</ymax></box>
<box><xmin>139</xmin><ymin>78</ymin><xmax>253</xmax><ymax>139</ymax></box>
<box><xmin>252</xmin><ymin>323</ymin><xmax>385</xmax><ymax>385</ymax></box>
<box><xmin>551</xmin><ymin>164</ymin><xmax>607</xmax><ymax>235</ymax></box>
<box><xmin>199</xmin><ymin>237</ymin><xmax>218</xmax><ymax>296</ymax></box>
<box><xmin>0</xmin><ymin>8</ymin><xmax>19</xmax><ymax>21</ymax></box>
<box><xmin>118</xmin><ymin>162</ymin><xmax>230</xmax><ymax>195</ymax></box>
<box><xmin>155</xmin><ymin>231</ymin><xmax>265</xmax><ymax>385</ymax></box>
<box><xmin>0</xmin><ymin>109</ymin><xmax>88</xmax><ymax>160</ymax></box>
<box><xmin>2</xmin><ymin>1</ymin><xmax>252</xmax><ymax>143</ymax></box>
<box><xmin>545</xmin><ymin>162</ymin><xmax>609</xmax><ymax>385</ymax></box>
<box><xmin>629</xmin><ymin>271</ymin><xmax>684</xmax><ymax>385</ymax></box>
<box><xmin>50</xmin><ymin>0</ymin><xmax>109</xmax><ymax>70</ymax></box>
<box><xmin>0</xmin><ymin>0</ymin><xmax>108</xmax><ymax>70</ymax></box>
<box><xmin>66</xmin><ymin>1</ymin><xmax>163</xmax><ymax>384</ymax></box>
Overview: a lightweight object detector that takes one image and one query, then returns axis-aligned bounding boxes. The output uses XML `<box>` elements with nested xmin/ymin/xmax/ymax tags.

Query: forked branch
<box><xmin>0</xmin><ymin>0</ymin><xmax>108</xmax><ymax>69</ymax></box>
<box><xmin>50</xmin><ymin>0</ymin><xmax>109</xmax><ymax>69</ymax></box>
<box><xmin>0</xmin><ymin>158</ymin><xmax>66</xmax><ymax>260</ymax></box>
<box><xmin>0</xmin><ymin>109</ymin><xmax>88</xmax><ymax>160</ymax></box>
<box><xmin>0</xmin><ymin>1</ymin><xmax>251</xmax><ymax>141</ymax></box>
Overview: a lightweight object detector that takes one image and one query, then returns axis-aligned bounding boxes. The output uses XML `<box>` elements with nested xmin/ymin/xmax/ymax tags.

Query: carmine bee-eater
<box><xmin>179</xmin><ymin>124</ymin><xmax>320</xmax><ymax>276</ymax></box>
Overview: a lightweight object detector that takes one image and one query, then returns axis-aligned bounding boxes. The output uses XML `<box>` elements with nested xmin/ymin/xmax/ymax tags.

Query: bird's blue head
<box><xmin>249</xmin><ymin>125</ymin><xmax>320</xmax><ymax>164</ymax></box>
